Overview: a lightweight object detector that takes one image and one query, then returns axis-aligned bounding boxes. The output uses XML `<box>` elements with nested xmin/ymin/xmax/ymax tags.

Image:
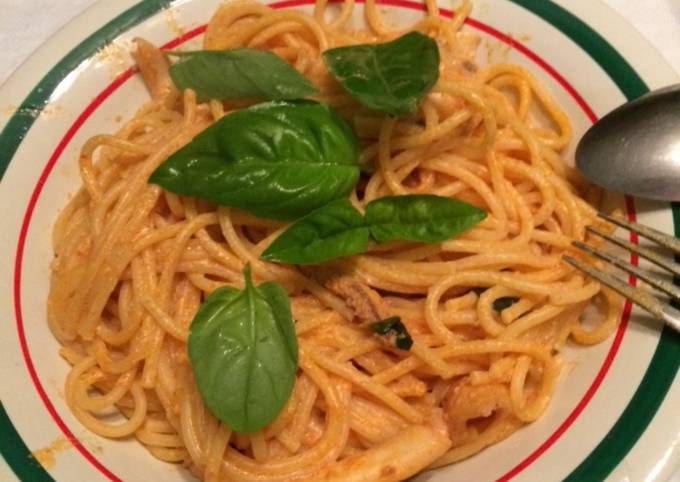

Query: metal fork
<box><xmin>563</xmin><ymin>212</ymin><xmax>680</xmax><ymax>332</ymax></box>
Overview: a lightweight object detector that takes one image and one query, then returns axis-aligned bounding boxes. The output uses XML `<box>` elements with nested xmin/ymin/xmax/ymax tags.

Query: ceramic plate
<box><xmin>0</xmin><ymin>0</ymin><xmax>678</xmax><ymax>481</ymax></box>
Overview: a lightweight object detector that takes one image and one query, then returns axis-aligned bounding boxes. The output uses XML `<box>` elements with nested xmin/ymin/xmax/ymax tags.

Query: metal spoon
<box><xmin>575</xmin><ymin>84</ymin><xmax>680</xmax><ymax>201</ymax></box>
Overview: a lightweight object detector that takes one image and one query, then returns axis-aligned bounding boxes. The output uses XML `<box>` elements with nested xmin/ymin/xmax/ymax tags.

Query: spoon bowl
<box><xmin>576</xmin><ymin>84</ymin><xmax>680</xmax><ymax>201</ymax></box>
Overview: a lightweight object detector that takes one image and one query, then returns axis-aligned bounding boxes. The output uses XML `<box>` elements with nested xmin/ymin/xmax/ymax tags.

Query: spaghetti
<box><xmin>48</xmin><ymin>0</ymin><xmax>622</xmax><ymax>480</ymax></box>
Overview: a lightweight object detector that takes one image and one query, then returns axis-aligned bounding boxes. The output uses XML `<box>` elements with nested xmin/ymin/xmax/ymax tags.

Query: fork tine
<box><xmin>597</xmin><ymin>211</ymin><xmax>680</xmax><ymax>253</ymax></box>
<box><xmin>586</xmin><ymin>226</ymin><xmax>680</xmax><ymax>276</ymax></box>
<box><xmin>572</xmin><ymin>241</ymin><xmax>680</xmax><ymax>300</ymax></box>
<box><xmin>562</xmin><ymin>255</ymin><xmax>666</xmax><ymax>319</ymax></box>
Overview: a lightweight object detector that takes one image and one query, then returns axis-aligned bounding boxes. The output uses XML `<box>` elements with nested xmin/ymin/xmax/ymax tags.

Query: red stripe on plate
<box><xmin>463</xmin><ymin>17</ymin><xmax>598</xmax><ymax>124</ymax></box>
<box><xmin>271</xmin><ymin>0</ymin><xmax>599</xmax><ymax>124</ymax></box>
<box><xmin>13</xmin><ymin>68</ymin><xmax>133</xmax><ymax>482</ymax></box>
<box><xmin>499</xmin><ymin>198</ymin><xmax>637</xmax><ymax>481</ymax></box>
<box><xmin>11</xmin><ymin>2</ymin><xmax>633</xmax><ymax>481</ymax></box>
<box><xmin>12</xmin><ymin>26</ymin><xmax>206</xmax><ymax>482</ymax></box>
<box><xmin>498</xmin><ymin>306</ymin><xmax>633</xmax><ymax>481</ymax></box>
<box><xmin>161</xmin><ymin>24</ymin><xmax>208</xmax><ymax>50</ymax></box>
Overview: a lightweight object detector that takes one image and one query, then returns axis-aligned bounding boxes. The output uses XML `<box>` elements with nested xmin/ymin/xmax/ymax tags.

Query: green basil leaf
<box><xmin>187</xmin><ymin>266</ymin><xmax>298</xmax><ymax>433</ymax></box>
<box><xmin>493</xmin><ymin>297</ymin><xmax>519</xmax><ymax>312</ymax></box>
<box><xmin>262</xmin><ymin>194</ymin><xmax>488</xmax><ymax>266</ymax></box>
<box><xmin>369</xmin><ymin>316</ymin><xmax>413</xmax><ymax>350</ymax></box>
<box><xmin>168</xmin><ymin>49</ymin><xmax>317</xmax><ymax>100</ymax></box>
<box><xmin>322</xmin><ymin>32</ymin><xmax>440</xmax><ymax>115</ymax></box>
<box><xmin>364</xmin><ymin>194</ymin><xmax>486</xmax><ymax>243</ymax></box>
<box><xmin>149</xmin><ymin>100</ymin><xmax>360</xmax><ymax>221</ymax></box>
<box><xmin>261</xmin><ymin>199</ymin><xmax>369</xmax><ymax>265</ymax></box>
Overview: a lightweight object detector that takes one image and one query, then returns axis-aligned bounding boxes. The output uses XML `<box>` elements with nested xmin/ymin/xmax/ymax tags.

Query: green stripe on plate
<box><xmin>563</xmin><ymin>325</ymin><xmax>680</xmax><ymax>482</ymax></box>
<box><xmin>0</xmin><ymin>0</ymin><xmax>677</xmax><ymax>481</ymax></box>
<box><xmin>0</xmin><ymin>2</ymin><xmax>171</xmax><ymax>480</ymax></box>
<box><xmin>507</xmin><ymin>1</ymin><xmax>680</xmax><ymax>480</ymax></box>
<box><xmin>0</xmin><ymin>0</ymin><xmax>172</xmax><ymax>180</ymax></box>
<box><xmin>0</xmin><ymin>403</ymin><xmax>54</xmax><ymax>482</ymax></box>
<box><xmin>510</xmin><ymin>0</ymin><xmax>649</xmax><ymax>100</ymax></box>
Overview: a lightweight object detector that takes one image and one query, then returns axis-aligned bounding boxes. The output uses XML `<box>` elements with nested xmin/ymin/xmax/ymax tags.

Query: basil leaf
<box><xmin>493</xmin><ymin>297</ymin><xmax>519</xmax><ymax>312</ymax></box>
<box><xmin>261</xmin><ymin>199</ymin><xmax>369</xmax><ymax>265</ymax></box>
<box><xmin>322</xmin><ymin>32</ymin><xmax>440</xmax><ymax>115</ymax></box>
<box><xmin>149</xmin><ymin>100</ymin><xmax>360</xmax><ymax>221</ymax></box>
<box><xmin>187</xmin><ymin>266</ymin><xmax>298</xmax><ymax>433</ymax></box>
<box><xmin>168</xmin><ymin>49</ymin><xmax>317</xmax><ymax>100</ymax></box>
<box><xmin>364</xmin><ymin>194</ymin><xmax>486</xmax><ymax>244</ymax></box>
<box><xmin>263</xmin><ymin>194</ymin><xmax>487</xmax><ymax>265</ymax></box>
<box><xmin>369</xmin><ymin>316</ymin><xmax>413</xmax><ymax>350</ymax></box>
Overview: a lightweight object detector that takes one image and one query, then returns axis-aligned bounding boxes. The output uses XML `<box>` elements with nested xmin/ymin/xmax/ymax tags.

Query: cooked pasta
<box><xmin>48</xmin><ymin>0</ymin><xmax>622</xmax><ymax>480</ymax></box>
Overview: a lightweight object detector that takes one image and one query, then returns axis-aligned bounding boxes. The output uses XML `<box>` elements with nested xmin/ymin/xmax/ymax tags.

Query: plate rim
<box><xmin>0</xmin><ymin>0</ymin><xmax>678</xmax><ymax>481</ymax></box>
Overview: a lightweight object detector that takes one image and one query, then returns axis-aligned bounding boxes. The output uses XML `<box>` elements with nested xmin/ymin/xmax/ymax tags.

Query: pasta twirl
<box><xmin>48</xmin><ymin>1</ymin><xmax>622</xmax><ymax>480</ymax></box>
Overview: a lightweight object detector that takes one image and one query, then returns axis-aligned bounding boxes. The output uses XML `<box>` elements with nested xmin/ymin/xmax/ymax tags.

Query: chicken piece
<box><xmin>305</xmin><ymin>265</ymin><xmax>390</xmax><ymax>322</ymax></box>
<box><xmin>443</xmin><ymin>382</ymin><xmax>511</xmax><ymax>444</ymax></box>
<box><xmin>131</xmin><ymin>38</ymin><xmax>180</xmax><ymax>109</ymax></box>
<box><xmin>301</xmin><ymin>411</ymin><xmax>325</xmax><ymax>448</ymax></box>
<box><xmin>388</xmin><ymin>375</ymin><xmax>428</xmax><ymax>399</ymax></box>
<box><xmin>301</xmin><ymin>425</ymin><xmax>451</xmax><ymax>482</ymax></box>
<box><xmin>327</xmin><ymin>275</ymin><xmax>388</xmax><ymax>321</ymax></box>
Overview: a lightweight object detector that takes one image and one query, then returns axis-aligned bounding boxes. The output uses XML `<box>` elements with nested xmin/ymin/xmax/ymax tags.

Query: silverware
<box><xmin>564</xmin><ymin>212</ymin><xmax>680</xmax><ymax>332</ymax></box>
<box><xmin>575</xmin><ymin>84</ymin><xmax>680</xmax><ymax>202</ymax></box>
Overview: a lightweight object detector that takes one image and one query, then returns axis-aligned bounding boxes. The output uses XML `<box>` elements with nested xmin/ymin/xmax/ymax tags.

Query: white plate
<box><xmin>0</xmin><ymin>1</ymin><xmax>678</xmax><ymax>481</ymax></box>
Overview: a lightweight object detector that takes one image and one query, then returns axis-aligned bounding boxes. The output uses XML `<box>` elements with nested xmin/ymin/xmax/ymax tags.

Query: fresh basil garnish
<box><xmin>187</xmin><ymin>266</ymin><xmax>298</xmax><ymax>433</ymax></box>
<box><xmin>149</xmin><ymin>100</ymin><xmax>360</xmax><ymax>221</ymax></box>
<box><xmin>261</xmin><ymin>199</ymin><xmax>369</xmax><ymax>265</ymax></box>
<box><xmin>322</xmin><ymin>32</ymin><xmax>440</xmax><ymax>115</ymax></box>
<box><xmin>364</xmin><ymin>194</ymin><xmax>487</xmax><ymax>244</ymax></box>
<box><xmin>261</xmin><ymin>194</ymin><xmax>486</xmax><ymax>265</ymax></box>
<box><xmin>369</xmin><ymin>316</ymin><xmax>413</xmax><ymax>350</ymax></box>
<box><xmin>168</xmin><ymin>49</ymin><xmax>317</xmax><ymax>100</ymax></box>
<box><xmin>493</xmin><ymin>297</ymin><xmax>520</xmax><ymax>312</ymax></box>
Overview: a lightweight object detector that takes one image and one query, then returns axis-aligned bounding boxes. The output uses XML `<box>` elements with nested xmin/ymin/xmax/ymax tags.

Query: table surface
<box><xmin>0</xmin><ymin>0</ymin><xmax>678</xmax><ymax>481</ymax></box>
